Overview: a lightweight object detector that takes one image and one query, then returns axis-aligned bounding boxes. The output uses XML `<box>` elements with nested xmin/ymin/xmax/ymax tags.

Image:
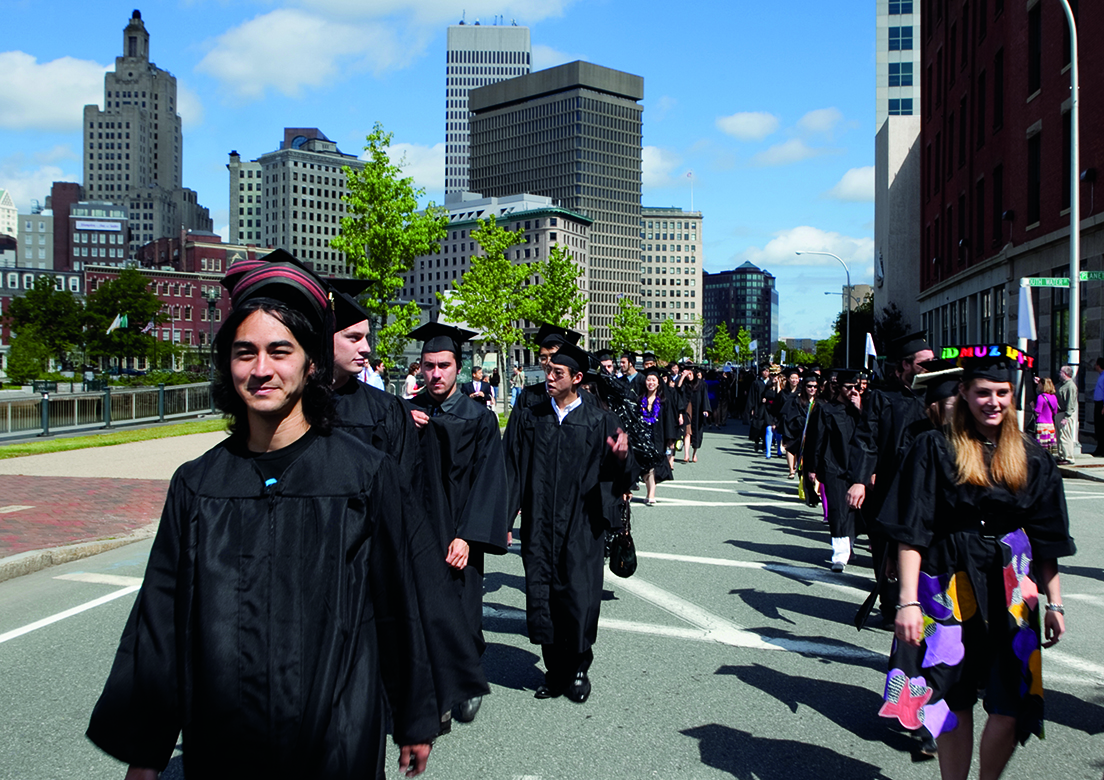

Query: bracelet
<box><xmin>1045</xmin><ymin>603</ymin><xmax>1065</xmax><ymax>615</ymax></box>
<box><xmin>896</xmin><ymin>601</ymin><xmax>921</xmax><ymax>611</ymax></box>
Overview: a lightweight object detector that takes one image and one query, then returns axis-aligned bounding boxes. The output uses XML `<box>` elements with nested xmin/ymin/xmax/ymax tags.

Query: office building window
<box><xmin>889</xmin><ymin>26</ymin><xmax>913</xmax><ymax>51</ymax></box>
<box><xmin>889</xmin><ymin>0</ymin><xmax>913</xmax><ymax>13</ymax></box>
<box><xmin>889</xmin><ymin>62</ymin><xmax>913</xmax><ymax>87</ymax></box>
<box><xmin>889</xmin><ymin>98</ymin><xmax>914</xmax><ymax>116</ymax></box>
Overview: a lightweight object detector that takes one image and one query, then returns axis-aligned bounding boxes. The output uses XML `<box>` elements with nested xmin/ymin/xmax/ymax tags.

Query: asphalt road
<box><xmin>1</xmin><ymin>422</ymin><xmax>1102</xmax><ymax>780</ymax></box>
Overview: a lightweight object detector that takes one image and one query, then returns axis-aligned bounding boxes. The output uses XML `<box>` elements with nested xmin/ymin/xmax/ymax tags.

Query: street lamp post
<box><xmin>1059</xmin><ymin>0</ymin><xmax>1081</xmax><ymax>454</ymax></box>
<box><xmin>797</xmin><ymin>250</ymin><xmax>851</xmax><ymax>367</ymax></box>
<box><xmin>205</xmin><ymin>290</ymin><xmax>219</xmax><ymax>385</ymax></box>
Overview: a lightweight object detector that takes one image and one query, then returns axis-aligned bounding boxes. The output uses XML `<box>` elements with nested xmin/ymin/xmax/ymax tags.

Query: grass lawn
<box><xmin>0</xmin><ymin>418</ymin><xmax>228</xmax><ymax>459</ymax></box>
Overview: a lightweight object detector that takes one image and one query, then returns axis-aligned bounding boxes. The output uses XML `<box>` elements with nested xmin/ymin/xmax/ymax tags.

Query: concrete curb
<box><xmin>1057</xmin><ymin>463</ymin><xmax>1104</xmax><ymax>483</ymax></box>
<box><xmin>0</xmin><ymin>522</ymin><xmax>158</xmax><ymax>584</ymax></box>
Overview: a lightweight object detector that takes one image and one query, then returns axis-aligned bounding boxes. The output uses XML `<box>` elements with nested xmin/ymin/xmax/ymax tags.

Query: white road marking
<box><xmin>647</xmin><ymin>499</ymin><xmax>804</xmax><ymax>507</ymax></box>
<box><xmin>656</xmin><ymin>484</ymin><xmax>742</xmax><ymax>494</ymax></box>
<box><xmin>0</xmin><ymin>586</ymin><xmax>139</xmax><ymax>645</ymax></box>
<box><xmin>636</xmin><ymin>551</ymin><xmax>870</xmax><ymax>596</ymax></box>
<box><xmin>1064</xmin><ymin>593</ymin><xmax>1104</xmax><ymax>604</ymax></box>
<box><xmin>55</xmin><ymin>572</ymin><xmax>144</xmax><ymax>587</ymax></box>
<box><xmin>1063</xmin><ymin>495</ymin><xmax>1102</xmax><ymax>501</ymax></box>
<box><xmin>0</xmin><ymin>505</ymin><xmax>34</xmax><ymax>514</ymax></box>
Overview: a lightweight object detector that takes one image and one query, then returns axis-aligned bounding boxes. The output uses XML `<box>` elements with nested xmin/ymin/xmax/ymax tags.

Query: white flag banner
<box><xmin>865</xmin><ymin>332</ymin><xmax>877</xmax><ymax>358</ymax></box>
<box><xmin>749</xmin><ymin>339</ymin><xmax>758</xmax><ymax>352</ymax></box>
<box><xmin>106</xmin><ymin>313</ymin><xmax>122</xmax><ymax>335</ymax></box>
<box><xmin>780</xmin><ymin>350</ymin><xmax>787</xmax><ymax>364</ymax></box>
<box><xmin>1018</xmin><ymin>282</ymin><xmax>1037</xmax><ymax>341</ymax></box>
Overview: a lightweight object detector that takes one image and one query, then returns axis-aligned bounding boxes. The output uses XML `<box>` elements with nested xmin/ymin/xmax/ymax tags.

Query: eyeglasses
<box><xmin>842</xmin><ymin>384</ymin><xmax>858</xmax><ymax>392</ymax></box>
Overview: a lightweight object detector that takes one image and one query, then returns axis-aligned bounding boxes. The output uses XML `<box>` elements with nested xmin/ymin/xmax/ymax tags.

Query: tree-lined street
<box><xmin>1</xmin><ymin>421</ymin><xmax>1101</xmax><ymax>779</ymax></box>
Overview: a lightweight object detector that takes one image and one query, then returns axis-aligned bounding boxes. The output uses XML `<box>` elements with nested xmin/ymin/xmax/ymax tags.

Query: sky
<box><xmin>0</xmin><ymin>0</ymin><xmax>879</xmax><ymax>340</ymax></box>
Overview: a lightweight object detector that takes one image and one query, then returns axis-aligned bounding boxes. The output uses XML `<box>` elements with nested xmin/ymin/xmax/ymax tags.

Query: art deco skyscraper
<box><xmin>445</xmin><ymin>21</ymin><xmax>530</xmax><ymax>195</ymax></box>
<box><xmin>83</xmin><ymin>10</ymin><xmax>211</xmax><ymax>257</ymax></box>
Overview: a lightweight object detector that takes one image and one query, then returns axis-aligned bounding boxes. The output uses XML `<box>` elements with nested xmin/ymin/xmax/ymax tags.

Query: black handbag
<box><xmin>607</xmin><ymin>500</ymin><xmax>637</xmax><ymax>578</ymax></box>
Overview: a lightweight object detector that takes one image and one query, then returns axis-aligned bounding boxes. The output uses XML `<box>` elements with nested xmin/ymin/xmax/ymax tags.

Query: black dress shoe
<box><xmin>454</xmin><ymin>695</ymin><xmax>482</xmax><ymax>722</ymax></box>
<box><xmin>565</xmin><ymin>672</ymin><xmax>591</xmax><ymax>703</ymax></box>
<box><xmin>534</xmin><ymin>684</ymin><xmax>562</xmax><ymax>699</ymax></box>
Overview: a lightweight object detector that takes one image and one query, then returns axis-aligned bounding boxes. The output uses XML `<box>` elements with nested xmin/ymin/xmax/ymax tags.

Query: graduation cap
<box><xmin>834</xmin><ymin>368</ymin><xmax>860</xmax><ymax>384</ymax></box>
<box><xmin>409</xmin><ymin>322</ymin><xmax>476</xmax><ymax>357</ymax></box>
<box><xmin>328</xmin><ymin>278</ymin><xmax>373</xmax><ymax>332</ymax></box>
<box><xmin>889</xmin><ymin>330</ymin><xmax>931</xmax><ymax>361</ymax></box>
<box><xmin>960</xmin><ymin>353</ymin><xmax>1015</xmax><ymax>384</ymax></box>
<box><xmin>549</xmin><ymin>341</ymin><xmax>589</xmax><ymax>375</ymax></box>
<box><xmin>783</xmin><ymin>366</ymin><xmax>801</xmax><ymax>378</ymax></box>
<box><xmin>621</xmin><ymin>351</ymin><xmax>637</xmax><ymax>363</ymax></box>
<box><xmin>800</xmin><ymin>370</ymin><xmax>820</xmax><ymax>383</ymax></box>
<box><xmin>224</xmin><ymin>255</ymin><xmax>331</xmax><ymax>332</ymax></box>
<box><xmin>534</xmin><ymin>323</ymin><xmax>582</xmax><ymax>349</ymax></box>
<box><xmin>912</xmin><ymin>358</ymin><xmax>964</xmax><ymax>405</ymax></box>
<box><xmin>641</xmin><ymin>366</ymin><xmax>664</xmax><ymax>379</ymax></box>
<box><xmin>593</xmin><ymin>348</ymin><xmax>614</xmax><ymax>362</ymax></box>
<box><xmin>642</xmin><ymin>352</ymin><xmax>657</xmax><ymax>364</ymax></box>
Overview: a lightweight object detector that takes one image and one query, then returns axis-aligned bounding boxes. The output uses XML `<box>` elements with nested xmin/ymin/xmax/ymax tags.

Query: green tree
<box><xmin>608</xmin><ymin>297</ymin><xmax>648</xmax><ymax>355</ymax></box>
<box><xmin>649</xmin><ymin>318</ymin><xmax>691</xmax><ymax>364</ymax></box>
<box><xmin>788</xmin><ymin>348</ymin><xmax>817</xmax><ymax>366</ymax></box>
<box><xmin>5</xmin><ymin>276</ymin><xmax>84</xmax><ymax>365</ymax></box>
<box><xmin>705</xmin><ymin>322</ymin><xmax>736</xmax><ymax>364</ymax></box>
<box><xmin>815</xmin><ymin>333</ymin><xmax>839</xmax><ymax>369</ymax></box>
<box><xmin>84</xmin><ymin>268</ymin><xmax>163</xmax><ymax>362</ymax></box>
<box><xmin>331</xmin><ymin>121</ymin><xmax>449</xmax><ymax>365</ymax></box>
<box><xmin>438</xmin><ymin>215</ymin><xmax>529</xmax><ymax>398</ymax></box>
<box><xmin>6</xmin><ymin>327</ymin><xmax>51</xmax><ymax>383</ymax></box>
<box><xmin>527</xmin><ymin>243</ymin><xmax>588</xmax><ymax>336</ymax></box>
<box><xmin>735</xmin><ymin>327</ymin><xmax>753</xmax><ymax>365</ymax></box>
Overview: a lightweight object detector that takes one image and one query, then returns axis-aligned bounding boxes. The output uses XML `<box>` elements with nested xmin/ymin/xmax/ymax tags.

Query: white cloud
<box><xmin>0</xmin><ymin>153</ymin><xmax>81</xmax><ymax>212</ymax></box>
<box><xmin>33</xmin><ymin>145</ymin><xmax>78</xmax><ymax>165</ymax></box>
<box><xmin>532</xmin><ymin>44</ymin><xmax>581</xmax><ymax>71</ymax></box>
<box><xmin>297</xmin><ymin>0</ymin><xmax>574</xmax><ymax>25</ymax></box>
<box><xmin>733</xmin><ymin>226</ymin><xmax>875</xmax><ymax>277</ymax></box>
<box><xmin>751</xmin><ymin>138</ymin><xmax>827</xmax><ymax>167</ymax></box>
<box><xmin>824</xmin><ymin>166</ymin><xmax>874</xmax><ymax>202</ymax></box>
<box><xmin>385</xmin><ymin>141</ymin><xmax>445</xmax><ymax>195</ymax></box>
<box><xmin>797</xmin><ymin>107</ymin><xmax>844</xmax><ymax>135</ymax></box>
<box><xmin>641</xmin><ymin>146</ymin><xmax>681</xmax><ymax>189</ymax></box>
<box><xmin>0</xmin><ymin>51</ymin><xmax>108</xmax><ymax>132</ymax></box>
<box><xmin>196</xmin><ymin>9</ymin><xmax>422</xmax><ymax>99</ymax></box>
<box><xmin>651</xmin><ymin>95</ymin><xmax>677</xmax><ymax>122</ymax></box>
<box><xmin>176</xmin><ymin>81</ymin><xmax>205</xmax><ymax>128</ymax></box>
<box><xmin>715</xmin><ymin>111</ymin><xmax>779</xmax><ymax>141</ymax></box>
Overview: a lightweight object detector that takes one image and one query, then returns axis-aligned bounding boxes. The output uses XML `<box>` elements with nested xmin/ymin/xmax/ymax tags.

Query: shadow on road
<box><xmin>483</xmin><ymin>571</ymin><xmax>526</xmax><ymax>595</ymax></box>
<box><xmin>482</xmin><ymin>642</ymin><xmax>542</xmax><ymax>692</ymax></box>
<box><xmin>1058</xmin><ymin>563</ymin><xmax>1104</xmax><ymax>585</ymax></box>
<box><xmin>729</xmin><ymin>587</ymin><xmax>859</xmax><ymax>627</ymax></box>
<box><xmin>724</xmin><ymin>538</ymin><xmax>826</xmax><ymax>567</ymax></box>
<box><xmin>713</xmin><ymin>663</ymin><xmax>924</xmax><ymax>759</ymax></box>
<box><xmin>1046</xmin><ymin>688</ymin><xmax>1104</xmax><ymax>735</ymax></box>
<box><xmin>680</xmin><ymin>723</ymin><xmax>897</xmax><ymax>779</ymax></box>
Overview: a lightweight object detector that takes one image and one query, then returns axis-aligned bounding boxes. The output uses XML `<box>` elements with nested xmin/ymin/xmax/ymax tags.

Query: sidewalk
<box><xmin>0</xmin><ymin>431</ymin><xmax>225</xmax><ymax>582</ymax></box>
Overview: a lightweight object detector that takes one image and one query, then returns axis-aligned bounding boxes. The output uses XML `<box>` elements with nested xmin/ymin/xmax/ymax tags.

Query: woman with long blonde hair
<box><xmin>877</xmin><ymin>354</ymin><xmax>1075</xmax><ymax>780</ymax></box>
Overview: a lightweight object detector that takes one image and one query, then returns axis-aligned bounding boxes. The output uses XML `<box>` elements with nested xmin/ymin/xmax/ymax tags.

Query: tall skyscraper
<box><xmin>702</xmin><ymin>263</ymin><xmax>778</xmax><ymax>356</ymax></box>
<box><xmin>874</xmin><ymin>0</ymin><xmax>923</xmax><ymax>330</ymax></box>
<box><xmin>445</xmin><ymin>22</ymin><xmax>531</xmax><ymax>195</ymax></box>
<box><xmin>82</xmin><ymin>10</ymin><xmax>211</xmax><ymax>257</ymax></box>
<box><xmin>639</xmin><ymin>207</ymin><xmax>704</xmax><ymax>349</ymax></box>
<box><xmin>469</xmin><ymin>61</ymin><xmax>644</xmax><ymax>344</ymax></box>
<box><xmin>228</xmin><ymin>128</ymin><xmax>364</xmax><ymax>278</ymax></box>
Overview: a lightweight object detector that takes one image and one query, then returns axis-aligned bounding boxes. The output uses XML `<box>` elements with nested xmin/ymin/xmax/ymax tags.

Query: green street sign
<box><xmin>1080</xmin><ymin>271</ymin><xmax>1104</xmax><ymax>282</ymax></box>
<box><xmin>1025</xmin><ymin>277</ymin><xmax>1070</xmax><ymax>287</ymax></box>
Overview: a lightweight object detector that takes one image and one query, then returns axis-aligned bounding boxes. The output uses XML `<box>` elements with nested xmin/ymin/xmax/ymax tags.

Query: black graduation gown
<box><xmin>848</xmin><ymin>384</ymin><xmax>928</xmax><ymax>528</ymax></box>
<box><xmin>810</xmin><ymin>399</ymin><xmax>862</xmax><ymax>540</ymax></box>
<box><xmin>746</xmin><ymin>378</ymin><xmax>768</xmax><ymax>438</ymax></box>
<box><xmin>780</xmin><ymin>393</ymin><xmax>813</xmax><ymax>452</ymax></box>
<box><xmin>503</xmin><ymin>399</ymin><xmax>636</xmax><ymax>657</ymax></box>
<box><xmin>640</xmin><ymin>389</ymin><xmax>677</xmax><ymax>483</ymax></box>
<box><xmin>334</xmin><ymin>380</ymin><xmax>489</xmax><ymax>716</ymax></box>
<box><xmin>683</xmin><ymin>381</ymin><xmax>712</xmax><ymax>449</ymax></box>
<box><xmin>876</xmin><ymin>430</ymin><xmax>1076</xmax><ymax>745</ymax></box>
<box><xmin>86</xmin><ymin>432</ymin><xmax>439</xmax><ymax>779</ymax></box>
<box><xmin>406</xmin><ymin>390</ymin><xmax>510</xmax><ymax>656</ymax></box>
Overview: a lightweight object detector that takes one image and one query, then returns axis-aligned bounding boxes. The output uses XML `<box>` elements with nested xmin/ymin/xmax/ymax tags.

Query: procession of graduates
<box><xmin>742</xmin><ymin>332</ymin><xmax>1077</xmax><ymax>780</ymax></box>
<box><xmin>81</xmin><ymin>245</ymin><xmax>1076</xmax><ymax>780</ymax></box>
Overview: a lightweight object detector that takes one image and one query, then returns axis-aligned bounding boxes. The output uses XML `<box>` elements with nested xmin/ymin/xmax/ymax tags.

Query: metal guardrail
<box><xmin>0</xmin><ymin>382</ymin><xmax>215</xmax><ymax>439</ymax></box>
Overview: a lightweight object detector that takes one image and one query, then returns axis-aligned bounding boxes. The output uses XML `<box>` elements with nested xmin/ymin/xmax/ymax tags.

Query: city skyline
<box><xmin>0</xmin><ymin>1</ymin><xmax>877</xmax><ymax>340</ymax></box>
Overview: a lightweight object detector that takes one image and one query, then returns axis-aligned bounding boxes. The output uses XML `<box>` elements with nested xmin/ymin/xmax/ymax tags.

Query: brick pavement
<box><xmin>0</xmin><ymin>474</ymin><xmax>168</xmax><ymax>559</ymax></box>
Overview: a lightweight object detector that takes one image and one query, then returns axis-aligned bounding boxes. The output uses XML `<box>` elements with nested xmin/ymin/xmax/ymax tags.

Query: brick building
<box><xmin>918</xmin><ymin>1</ymin><xmax>1103</xmax><ymax>380</ymax></box>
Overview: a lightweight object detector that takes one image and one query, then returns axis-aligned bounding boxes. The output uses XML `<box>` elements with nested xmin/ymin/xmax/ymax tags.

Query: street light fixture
<box><xmin>205</xmin><ymin>289</ymin><xmax>219</xmax><ymax>385</ymax></box>
<box><xmin>797</xmin><ymin>250</ymin><xmax>851</xmax><ymax>367</ymax></box>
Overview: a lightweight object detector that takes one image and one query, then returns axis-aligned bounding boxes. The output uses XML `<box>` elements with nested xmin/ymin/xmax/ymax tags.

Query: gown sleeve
<box><xmin>366</xmin><ymin>456</ymin><xmax>441</xmax><ymax>747</ymax></box>
<box><xmin>453</xmin><ymin>411</ymin><xmax>510</xmax><ymax>553</ymax></box>
<box><xmin>503</xmin><ymin>406</ymin><xmax>525</xmax><ymax>525</ymax></box>
<box><xmin>877</xmin><ymin>431</ymin><xmax>946</xmax><ymax>549</ymax></box>
<box><xmin>1021</xmin><ymin>443</ymin><xmax>1077</xmax><ymax>560</ymax></box>
<box><xmin>849</xmin><ymin>390</ymin><xmax>882</xmax><ymax>486</ymax></box>
<box><xmin>86</xmin><ymin>469</ymin><xmax>193</xmax><ymax>771</ymax></box>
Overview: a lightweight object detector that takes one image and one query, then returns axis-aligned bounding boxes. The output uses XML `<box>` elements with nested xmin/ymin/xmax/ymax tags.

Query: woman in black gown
<box><xmin>680</xmin><ymin>367</ymin><xmax>711</xmax><ymax>463</ymax></box>
<box><xmin>639</xmin><ymin>367</ymin><xmax>676</xmax><ymax>504</ymax></box>
<box><xmin>879</xmin><ymin>353</ymin><xmax>1075</xmax><ymax>779</ymax></box>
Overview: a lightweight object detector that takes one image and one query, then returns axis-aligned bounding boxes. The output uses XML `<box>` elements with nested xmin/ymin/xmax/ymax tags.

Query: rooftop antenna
<box><xmin>459</xmin><ymin>10</ymin><xmax>465</xmax><ymax>24</ymax></box>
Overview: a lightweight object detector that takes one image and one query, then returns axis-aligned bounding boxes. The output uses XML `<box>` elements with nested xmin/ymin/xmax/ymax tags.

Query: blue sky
<box><xmin>0</xmin><ymin>0</ymin><xmax>878</xmax><ymax>340</ymax></box>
